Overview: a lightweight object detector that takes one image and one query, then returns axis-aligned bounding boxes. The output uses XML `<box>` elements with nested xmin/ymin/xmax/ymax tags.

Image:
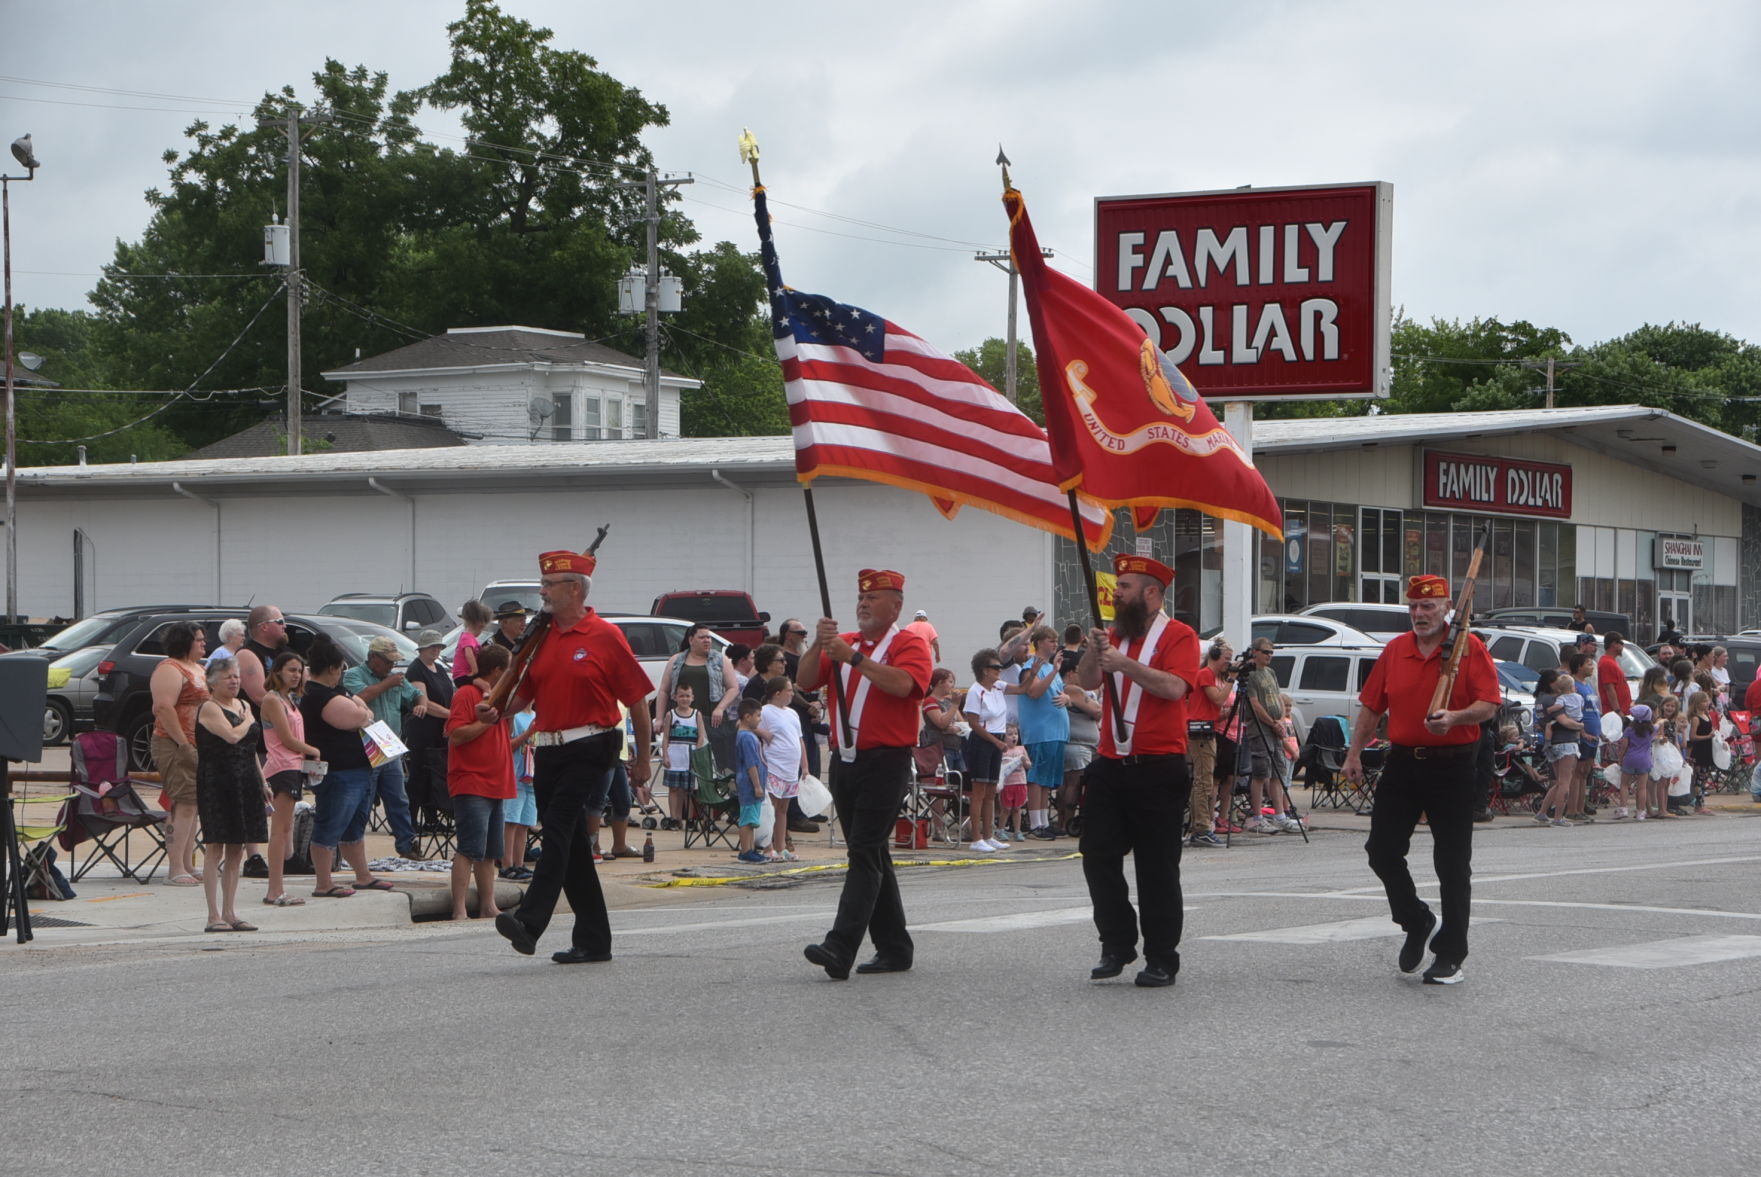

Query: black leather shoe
<box><xmin>1090</xmin><ymin>950</ymin><xmax>1138</xmax><ymax>980</ymax></box>
<box><xmin>804</xmin><ymin>942</ymin><xmax>850</xmax><ymax>980</ymax></box>
<box><xmin>495</xmin><ymin>913</ymin><xmax>537</xmax><ymax>956</ymax></box>
<box><xmin>1134</xmin><ymin>962</ymin><xmax>1176</xmax><ymax>988</ymax></box>
<box><xmin>551</xmin><ymin>947</ymin><xmax>612</xmax><ymax>965</ymax></box>
<box><xmin>854</xmin><ymin>955</ymin><xmax>912</xmax><ymax>975</ymax></box>
<box><xmin>1399</xmin><ymin>911</ymin><xmax>1437</xmax><ymax>974</ymax></box>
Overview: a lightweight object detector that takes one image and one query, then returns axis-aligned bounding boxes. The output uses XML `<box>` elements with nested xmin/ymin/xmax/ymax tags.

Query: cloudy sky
<box><xmin>6</xmin><ymin>0</ymin><xmax>1759</xmax><ymax>373</ymax></box>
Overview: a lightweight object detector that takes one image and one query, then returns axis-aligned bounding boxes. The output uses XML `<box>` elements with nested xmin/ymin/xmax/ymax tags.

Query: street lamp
<box><xmin>3</xmin><ymin>133</ymin><xmax>39</xmax><ymax>624</ymax></box>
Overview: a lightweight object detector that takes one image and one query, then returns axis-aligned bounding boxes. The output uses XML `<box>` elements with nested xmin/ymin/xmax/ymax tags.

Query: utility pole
<box><xmin>258</xmin><ymin>104</ymin><xmax>331</xmax><ymax>455</ymax></box>
<box><xmin>1545</xmin><ymin>357</ymin><xmax>1555</xmax><ymax>409</ymax></box>
<box><xmin>974</xmin><ymin>246</ymin><xmax>1050</xmax><ymax>403</ymax></box>
<box><xmin>621</xmin><ymin>169</ymin><xmax>692</xmax><ymax>438</ymax></box>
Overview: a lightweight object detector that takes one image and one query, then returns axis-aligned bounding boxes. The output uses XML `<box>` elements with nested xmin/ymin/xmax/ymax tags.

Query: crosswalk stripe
<box><xmin>1530</xmin><ymin>934</ymin><xmax>1761</xmax><ymax>969</ymax></box>
<box><xmin>1202</xmin><ymin>916</ymin><xmax>1500</xmax><ymax>945</ymax></box>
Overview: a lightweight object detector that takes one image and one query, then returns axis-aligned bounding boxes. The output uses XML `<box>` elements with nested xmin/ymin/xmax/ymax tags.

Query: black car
<box><xmin>92</xmin><ymin>609</ymin><xmax>419</xmax><ymax>771</ymax></box>
<box><xmin>0</xmin><ymin>604</ymin><xmax>217</xmax><ymax>660</ymax></box>
<box><xmin>1483</xmin><ymin>606</ymin><xmax>1634</xmax><ymax>637</ymax></box>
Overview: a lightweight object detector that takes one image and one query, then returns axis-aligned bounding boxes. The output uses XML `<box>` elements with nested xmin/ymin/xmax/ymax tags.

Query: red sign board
<box><xmin>1094</xmin><ymin>182</ymin><xmax>1392</xmax><ymax>401</ymax></box>
<box><xmin>1423</xmin><ymin>450</ymin><xmax>1573</xmax><ymax>519</ymax></box>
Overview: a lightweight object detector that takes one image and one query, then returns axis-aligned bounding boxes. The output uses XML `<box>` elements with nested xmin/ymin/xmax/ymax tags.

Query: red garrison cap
<box><xmin>539</xmin><ymin>550</ymin><xmax>597</xmax><ymax>576</ymax></box>
<box><xmin>858</xmin><ymin>569</ymin><xmax>905</xmax><ymax>592</ymax></box>
<box><xmin>1114</xmin><ymin>553</ymin><xmax>1174</xmax><ymax>587</ymax></box>
<box><xmin>1406</xmin><ymin>574</ymin><xmax>1448</xmax><ymax>600</ymax></box>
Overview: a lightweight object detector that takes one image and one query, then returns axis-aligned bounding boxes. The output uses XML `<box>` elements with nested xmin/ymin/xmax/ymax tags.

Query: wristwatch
<box><xmin>848</xmin><ymin>650</ymin><xmax>866</xmax><ymax>669</ymax></box>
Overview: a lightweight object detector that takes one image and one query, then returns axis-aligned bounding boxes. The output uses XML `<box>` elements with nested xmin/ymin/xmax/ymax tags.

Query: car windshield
<box><xmin>319</xmin><ymin>618</ymin><xmax>418</xmax><ymax>664</ymax></box>
<box><xmin>50</xmin><ymin>645</ymin><xmax>109</xmax><ymax>676</ymax></box>
<box><xmin>318</xmin><ymin>601</ymin><xmax>398</xmax><ymax>628</ymax></box>
<box><xmin>481</xmin><ymin>586</ymin><xmax>543</xmax><ymax>615</ymax></box>
<box><xmin>35</xmin><ymin>614</ymin><xmax>126</xmax><ymax>653</ymax></box>
<box><xmin>1616</xmin><ymin>645</ymin><xmax>1658</xmax><ymax>678</ymax></box>
<box><xmin>659</xmin><ymin>595</ymin><xmax>753</xmax><ymax>623</ymax></box>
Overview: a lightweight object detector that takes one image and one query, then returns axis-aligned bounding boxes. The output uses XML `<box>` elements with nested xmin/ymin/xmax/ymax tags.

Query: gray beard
<box><xmin>1115</xmin><ymin>596</ymin><xmax>1151</xmax><ymax>640</ymax></box>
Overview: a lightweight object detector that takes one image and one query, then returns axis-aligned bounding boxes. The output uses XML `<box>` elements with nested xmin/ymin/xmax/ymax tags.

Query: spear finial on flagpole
<box><xmin>739</xmin><ymin>127</ymin><xmax>763</xmax><ymax>190</ymax></box>
<box><xmin>996</xmin><ymin>144</ymin><xmax>1012</xmax><ymax>192</ymax></box>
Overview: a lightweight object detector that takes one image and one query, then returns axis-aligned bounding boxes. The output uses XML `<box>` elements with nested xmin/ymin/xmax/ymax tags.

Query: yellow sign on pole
<box><xmin>1095</xmin><ymin>571</ymin><xmax>1118</xmax><ymax>621</ymax></box>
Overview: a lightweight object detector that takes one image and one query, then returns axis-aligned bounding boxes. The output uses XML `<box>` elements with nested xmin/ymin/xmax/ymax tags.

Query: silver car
<box><xmin>44</xmin><ymin>644</ymin><xmax>109</xmax><ymax>746</ymax></box>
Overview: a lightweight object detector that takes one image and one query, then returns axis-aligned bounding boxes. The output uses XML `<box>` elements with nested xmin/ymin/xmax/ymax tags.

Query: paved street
<box><xmin>6</xmin><ymin>814</ymin><xmax>1761</xmax><ymax>1177</ymax></box>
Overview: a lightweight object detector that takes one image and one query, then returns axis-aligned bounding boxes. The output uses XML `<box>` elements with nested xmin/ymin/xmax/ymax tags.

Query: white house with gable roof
<box><xmin>322</xmin><ymin>325</ymin><xmax>702</xmax><ymax>444</ymax></box>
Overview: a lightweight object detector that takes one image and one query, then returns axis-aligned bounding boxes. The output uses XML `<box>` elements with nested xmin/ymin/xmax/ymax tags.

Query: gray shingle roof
<box><xmin>188</xmin><ymin>412</ymin><xmax>468</xmax><ymax>460</ymax></box>
<box><xmin>322</xmin><ymin>326</ymin><xmax>690</xmax><ymax>382</ymax></box>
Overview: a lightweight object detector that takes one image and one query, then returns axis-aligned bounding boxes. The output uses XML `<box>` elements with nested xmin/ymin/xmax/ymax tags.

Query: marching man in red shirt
<box><xmin>1075</xmin><ymin>553</ymin><xmax>1199</xmax><ymax>990</ymax></box>
<box><xmin>491</xmin><ymin>550</ymin><xmax>654</xmax><ymax>965</ymax></box>
<box><xmin>796</xmin><ymin>569</ymin><xmax>934</xmax><ymax>980</ymax></box>
<box><xmin>1344</xmin><ymin>574</ymin><xmax>1500</xmax><ymax>986</ymax></box>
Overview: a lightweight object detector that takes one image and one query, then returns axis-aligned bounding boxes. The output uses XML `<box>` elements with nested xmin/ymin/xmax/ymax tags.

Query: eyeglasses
<box><xmin>539</xmin><ymin>578</ymin><xmax>573</xmax><ymax>588</ymax></box>
<box><xmin>267</xmin><ymin>617</ymin><xmax>286</xmax><ymax>626</ymax></box>
<box><xmin>982</xmin><ymin>663</ymin><xmax>1003</xmax><ymax>671</ymax></box>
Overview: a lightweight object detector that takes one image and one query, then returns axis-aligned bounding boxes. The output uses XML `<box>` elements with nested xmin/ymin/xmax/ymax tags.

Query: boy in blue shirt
<box><xmin>734</xmin><ymin>699</ymin><xmax>768</xmax><ymax>864</ymax></box>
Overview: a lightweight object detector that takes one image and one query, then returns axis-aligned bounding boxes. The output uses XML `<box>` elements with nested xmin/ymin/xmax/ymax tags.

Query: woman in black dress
<box><xmin>196</xmin><ymin>656</ymin><xmax>270</xmax><ymax>932</ymax></box>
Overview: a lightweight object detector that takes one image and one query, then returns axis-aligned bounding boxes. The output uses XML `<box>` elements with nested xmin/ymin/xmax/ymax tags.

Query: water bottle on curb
<box><xmin>642</xmin><ymin>832</ymin><xmax>655</xmax><ymax>863</ymax></box>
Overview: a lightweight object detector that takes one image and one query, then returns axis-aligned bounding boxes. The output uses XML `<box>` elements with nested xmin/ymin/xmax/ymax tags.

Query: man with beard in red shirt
<box><xmin>1076</xmin><ymin>553</ymin><xmax>1199</xmax><ymax>990</ymax></box>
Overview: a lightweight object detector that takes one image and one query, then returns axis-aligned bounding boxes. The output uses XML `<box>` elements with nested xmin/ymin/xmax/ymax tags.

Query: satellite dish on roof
<box><xmin>527</xmin><ymin>395</ymin><xmax>554</xmax><ymax>440</ymax></box>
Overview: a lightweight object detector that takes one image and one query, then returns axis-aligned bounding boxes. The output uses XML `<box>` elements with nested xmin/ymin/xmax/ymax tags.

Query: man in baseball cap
<box><xmin>343</xmin><ymin>633</ymin><xmax>433</xmax><ymax>859</ymax></box>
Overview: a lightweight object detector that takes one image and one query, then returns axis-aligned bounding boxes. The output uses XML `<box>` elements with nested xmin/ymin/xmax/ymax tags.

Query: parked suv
<box><xmin>317</xmin><ymin>592</ymin><xmax>453</xmax><ymax>634</ymax></box>
<box><xmin>1483</xmin><ymin>606</ymin><xmax>1632</xmax><ymax>636</ymax></box>
<box><xmin>1297</xmin><ymin>603</ymin><xmax>1413</xmax><ymax>643</ymax></box>
<box><xmin>93</xmin><ymin>609</ymin><xmax>418</xmax><ymax>771</ymax></box>
<box><xmin>478</xmin><ymin>580</ymin><xmax>542</xmax><ymax>616</ymax></box>
<box><xmin>1469</xmin><ymin>624</ymin><xmax>1657</xmax><ymax>699</ymax></box>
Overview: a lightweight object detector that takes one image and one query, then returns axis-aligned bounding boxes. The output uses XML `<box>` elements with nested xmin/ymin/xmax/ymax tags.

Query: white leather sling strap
<box><xmin>1112</xmin><ymin>613</ymin><xmax>1169</xmax><ymax>757</ymax></box>
<box><xmin>838</xmin><ymin>624</ymin><xmax>900</xmax><ymax>761</ymax></box>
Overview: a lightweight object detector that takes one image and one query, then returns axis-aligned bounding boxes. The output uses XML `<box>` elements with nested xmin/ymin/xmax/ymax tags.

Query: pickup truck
<box><xmin>650</xmin><ymin>590</ymin><xmax>771</xmax><ymax>648</ymax></box>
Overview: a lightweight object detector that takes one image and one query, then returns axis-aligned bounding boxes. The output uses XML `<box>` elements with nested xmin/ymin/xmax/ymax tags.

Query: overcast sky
<box><xmin>6</xmin><ymin>0</ymin><xmax>1759</xmax><ymax>376</ymax></box>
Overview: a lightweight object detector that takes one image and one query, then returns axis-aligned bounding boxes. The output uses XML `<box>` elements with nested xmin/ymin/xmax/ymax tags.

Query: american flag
<box><xmin>754</xmin><ymin>186</ymin><xmax>1111</xmax><ymax>547</ymax></box>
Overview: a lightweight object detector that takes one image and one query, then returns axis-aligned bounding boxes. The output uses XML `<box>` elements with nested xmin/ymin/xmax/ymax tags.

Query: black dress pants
<box><xmin>821</xmin><ymin>746</ymin><xmax>913</xmax><ymax>967</ymax></box>
<box><xmin>1079</xmin><ymin>753</ymin><xmax>1191</xmax><ymax>971</ymax></box>
<box><xmin>515</xmin><ymin>731</ymin><xmax>618</xmax><ymax>953</ymax></box>
<box><xmin>1365</xmin><ymin>747</ymin><xmax>1475</xmax><ymax>963</ymax></box>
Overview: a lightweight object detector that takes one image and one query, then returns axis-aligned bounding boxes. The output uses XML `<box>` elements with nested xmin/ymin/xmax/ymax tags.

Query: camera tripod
<box><xmin>1</xmin><ymin>760</ymin><xmax>32</xmax><ymax>944</ymax></box>
<box><xmin>1216</xmin><ymin>659</ymin><xmax>1310</xmax><ymax>846</ymax></box>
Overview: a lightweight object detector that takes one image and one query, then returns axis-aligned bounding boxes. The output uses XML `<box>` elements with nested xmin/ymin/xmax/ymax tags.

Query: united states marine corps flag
<box><xmin>1003</xmin><ymin>183</ymin><xmax>1284</xmax><ymax>543</ymax></box>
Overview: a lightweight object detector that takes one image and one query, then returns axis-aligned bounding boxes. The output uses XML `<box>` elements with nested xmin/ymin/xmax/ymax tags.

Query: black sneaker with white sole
<box><xmin>1399</xmin><ymin>912</ymin><xmax>1437</xmax><ymax>974</ymax></box>
<box><xmin>1422</xmin><ymin>958</ymin><xmax>1464</xmax><ymax>985</ymax></box>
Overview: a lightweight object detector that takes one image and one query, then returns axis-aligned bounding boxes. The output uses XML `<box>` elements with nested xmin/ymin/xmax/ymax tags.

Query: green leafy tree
<box><xmin>954</xmin><ymin>337</ymin><xmax>1042</xmax><ymax>424</ymax></box>
<box><xmin>10</xmin><ymin>307</ymin><xmax>187</xmax><ymax>464</ymax></box>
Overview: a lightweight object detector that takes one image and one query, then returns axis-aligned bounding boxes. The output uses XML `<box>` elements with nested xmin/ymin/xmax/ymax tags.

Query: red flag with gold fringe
<box><xmin>1004</xmin><ymin>184</ymin><xmax>1283</xmax><ymax>542</ymax></box>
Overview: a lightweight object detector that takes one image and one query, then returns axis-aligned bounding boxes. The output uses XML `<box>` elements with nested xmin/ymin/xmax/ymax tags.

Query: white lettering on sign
<box><xmin>1437</xmin><ymin>458</ymin><xmax>1499</xmax><ymax>504</ymax></box>
<box><xmin>1126</xmin><ymin>300</ymin><xmax>1336</xmax><ymax>366</ymax></box>
<box><xmin>1117</xmin><ymin>221</ymin><xmax>1350</xmax><ymax>292</ymax></box>
<box><xmin>1505</xmin><ymin>467</ymin><xmax>1566</xmax><ymax>512</ymax></box>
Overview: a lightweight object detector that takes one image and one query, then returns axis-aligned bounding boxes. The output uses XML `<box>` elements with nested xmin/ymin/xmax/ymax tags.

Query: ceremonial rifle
<box><xmin>483</xmin><ymin>524</ymin><xmax>611</xmax><ymax>716</ymax></box>
<box><xmin>1427</xmin><ymin>523</ymin><xmax>1492</xmax><ymax>721</ymax></box>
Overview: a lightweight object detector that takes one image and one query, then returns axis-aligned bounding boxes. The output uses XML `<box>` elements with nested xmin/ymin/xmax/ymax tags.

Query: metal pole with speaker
<box><xmin>0</xmin><ymin>657</ymin><xmax>48</xmax><ymax>943</ymax></box>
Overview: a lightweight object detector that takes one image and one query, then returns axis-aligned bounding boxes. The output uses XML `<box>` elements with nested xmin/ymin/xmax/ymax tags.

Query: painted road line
<box><xmin>1531</xmin><ymin>934</ymin><xmax>1761</xmax><ymax>969</ymax></box>
<box><xmin>1202</xmin><ymin>916</ymin><xmax>1503</xmax><ymax>945</ymax></box>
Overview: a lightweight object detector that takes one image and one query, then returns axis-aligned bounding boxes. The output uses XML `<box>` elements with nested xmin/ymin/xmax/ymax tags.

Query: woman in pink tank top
<box><xmin>261</xmin><ymin>651</ymin><xmax>321</xmax><ymax>906</ymax></box>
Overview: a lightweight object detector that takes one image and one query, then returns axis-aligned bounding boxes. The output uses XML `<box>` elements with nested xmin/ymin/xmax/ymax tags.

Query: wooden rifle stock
<box><xmin>1427</xmin><ymin>524</ymin><xmax>1492</xmax><ymax>718</ymax></box>
<box><xmin>483</xmin><ymin>524</ymin><xmax>611</xmax><ymax>716</ymax></box>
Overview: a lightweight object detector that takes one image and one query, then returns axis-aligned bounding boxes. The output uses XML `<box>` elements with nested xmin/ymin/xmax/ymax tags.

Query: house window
<box><xmin>581</xmin><ymin>395</ymin><xmax>602</xmax><ymax>440</ymax></box>
<box><xmin>551</xmin><ymin>393</ymin><xmax>573</xmax><ymax>441</ymax></box>
<box><xmin>398</xmin><ymin>391</ymin><xmax>418</xmax><ymax>415</ymax></box>
<box><xmin>605</xmin><ymin>397</ymin><xmax>624</xmax><ymax>438</ymax></box>
<box><xmin>632</xmin><ymin>400</ymin><xmax>648</xmax><ymax>438</ymax></box>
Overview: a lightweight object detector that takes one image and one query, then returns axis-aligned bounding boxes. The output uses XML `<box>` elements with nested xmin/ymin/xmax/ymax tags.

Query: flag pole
<box><xmin>742</xmin><ymin>128</ymin><xmax>855</xmax><ymax>751</ymax></box>
<box><xmin>803</xmin><ymin>485</ymin><xmax>855</xmax><ymax>750</ymax></box>
<box><xmin>1067</xmin><ymin>490</ymin><xmax>1130</xmax><ymax>744</ymax></box>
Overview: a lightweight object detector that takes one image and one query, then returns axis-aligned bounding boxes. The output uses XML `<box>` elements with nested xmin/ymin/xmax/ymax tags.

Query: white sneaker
<box><xmin>970</xmin><ymin>839</ymin><xmax>997</xmax><ymax>852</ymax></box>
<box><xmin>1275</xmin><ymin>815</ymin><xmax>1304</xmax><ymax>832</ymax></box>
<box><xmin>992</xmin><ymin>836</ymin><xmax>1014</xmax><ymax>850</ymax></box>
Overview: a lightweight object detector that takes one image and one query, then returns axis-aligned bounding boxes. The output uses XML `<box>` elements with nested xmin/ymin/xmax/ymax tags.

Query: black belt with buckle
<box><xmin>1391</xmin><ymin>743</ymin><xmax>1475</xmax><ymax>760</ymax></box>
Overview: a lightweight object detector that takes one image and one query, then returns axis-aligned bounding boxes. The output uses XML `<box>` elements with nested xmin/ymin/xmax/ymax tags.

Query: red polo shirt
<box><xmin>525</xmin><ymin>610</ymin><xmax>653</xmax><ymax>731</ymax></box>
<box><xmin>1358</xmin><ymin>631</ymin><xmax>1500</xmax><ymax>746</ymax></box>
<box><xmin>1598</xmin><ymin>654</ymin><xmax>1632</xmax><ymax>715</ymax></box>
<box><xmin>1098</xmin><ymin>619</ymin><xmax>1200</xmax><ymax>758</ymax></box>
<box><xmin>819</xmin><ymin>627</ymin><xmax>934</xmax><ymax>750</ymax></box>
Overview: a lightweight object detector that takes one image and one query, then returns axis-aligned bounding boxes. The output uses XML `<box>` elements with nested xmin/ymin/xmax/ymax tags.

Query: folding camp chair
<box><xmin>1301</xmin><ymin>716</ymin><xmax>1356</xmax><ymax>810</ymax></box>
<box><xmin>910</xmin><ymin>750</ymin><xmax>965</xmax><ymax>846</ymax></box>
<box><xmin>8</xmin><ymin>776</ymin><xmax>78</xmax><ymax>939</ymax></box>
<box><xmin>57</xmin><ymin>730</ymin><xmax>168</xmax><ymax>882</ymax></box>
<box><xmin>682</xmin><ymin>744</ymin><xmax>739</xmax><ymax>850</ymax></box>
